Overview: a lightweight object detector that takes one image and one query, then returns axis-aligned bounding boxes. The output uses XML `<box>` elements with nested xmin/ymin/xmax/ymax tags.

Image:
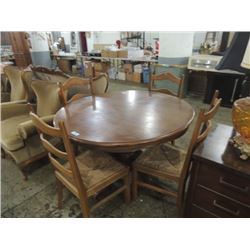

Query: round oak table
<box><xmin>54</xmin><ymin>90</ymin><xmax>195</xmax><ymax>153</ymax></box>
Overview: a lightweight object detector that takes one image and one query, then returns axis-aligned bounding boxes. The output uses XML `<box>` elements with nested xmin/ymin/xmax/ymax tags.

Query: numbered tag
<box><xmin>71</xmin><ymin>131</ymin><xmax>80</xmax><ymax>136</ymax></box>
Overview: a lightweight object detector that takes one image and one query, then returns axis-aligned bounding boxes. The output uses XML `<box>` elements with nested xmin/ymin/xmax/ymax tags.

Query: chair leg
<box><xmin>21</xmin><ymin>169</ymin><xmax>28</xmax><ymax>181</ymax></box>
<box><xmin>123</xmin><ymin>174</ymin><xmax>131</xmax><ymax>204</ymax></box>
<box><xmin>79</xmin><ymin>198</ymin><xmax>90</xmax><ymax>218</ymax></box>
<box><xmin>171</xmin><ymin>140</ymin><xmax>175</xmax><ymax>145</ymax></box>
<box><xmin>57</xmin><ymin>179</ymin><xmax>63</xmax><ymax>209</ymax></box>
<box><xmin>132</xmin><ymin>167</ymin><xmax>138</xmax><ymax>200</ymax></box>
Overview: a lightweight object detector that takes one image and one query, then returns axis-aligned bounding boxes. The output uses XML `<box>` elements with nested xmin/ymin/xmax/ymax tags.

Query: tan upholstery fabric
<box><xmin>22</xmin><ymin>71</ymin><xmax>35</xmax><ymax>102</ymax></box>
<box><xmin>63</xmin><ymin>150</ymin><xmax>126</xmax><ymax>195</ymax></box>
<box><xmin>1</xmin><ymin>114</ymin><xmax>31</xmax><ymax>151</ymax></box>
<box><xmin>4</xmin><ymin>66</ymin><xmax>27</xmax><ymax>102</ymax></box>
<box><xmin>92</xmin><ymin>74</ymin><xmax>108</xmax><ymax>95</ymax></box>
<box><xmin>134</xmin><ymin>144</ymin><xmax>187</xmax><ymax>176</ymax></box>
<box><xmin>5</xmin><ymin>135</ymin><xmax>60</xmax><ymax>165</ymax></box>
<box><xmin>31</xmin><ymin>80</ymin><xmax>62</xmax><ymax>117</ymax></box>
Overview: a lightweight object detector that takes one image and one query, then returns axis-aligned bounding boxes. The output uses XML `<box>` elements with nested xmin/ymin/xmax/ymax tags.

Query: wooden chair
<box><xmin>30</xmin><ymin>112</ymin><xmax>130</xmax><ymax>217</ymax></box>
<box><xmin>59</xmin><ymin>73</ymin><xmax>109</xmax><ymax>107</ymax></box>
<box><xmin>132</xmin><ymin>91</ymin><xmax>222</xmax><ymax>216</ymax></box>
<box><xmin>149</xmin><ymin>64</ymin><xmax>185</xmax><ymax>98</ymax></box>
<box><xmin>91</xmin><ymin>73</ymin><xmax>109</xmax><ymax>95</ymax></box>
<box><xmin>58</xmin><ymin>76</ymin><xmax>94</xmax><ymax>107</ymax></box>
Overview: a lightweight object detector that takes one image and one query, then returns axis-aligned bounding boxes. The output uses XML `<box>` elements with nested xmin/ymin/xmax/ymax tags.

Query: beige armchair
<box><xmin>1</xmin><ymin>79</ymin><xmax>62</xmax><ymax>180</ymax></box>
<box><xmin>2</xmin><ymin>66</ymin><xmax>30</xmax><ymax>103</ymax></box>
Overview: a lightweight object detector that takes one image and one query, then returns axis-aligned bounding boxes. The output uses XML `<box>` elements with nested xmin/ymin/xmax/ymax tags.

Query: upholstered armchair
<box><xmin>1</xmin><ymin>79</ymin><xmax>62</xmax><ymax>180</ymax></box>
<box><xmin>2</xmin><ymin>66</ymin><xmax>30</xmax><ymax>103</ymax></box>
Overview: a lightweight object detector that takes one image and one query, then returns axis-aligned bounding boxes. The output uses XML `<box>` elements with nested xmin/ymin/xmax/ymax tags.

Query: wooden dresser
<box><xmin>185</xmin><ymin>124</ymin><xmax>250</xmax><ymax>218</ymax></box>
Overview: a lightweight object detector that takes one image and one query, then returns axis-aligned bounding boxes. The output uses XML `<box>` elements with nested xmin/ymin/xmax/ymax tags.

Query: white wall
<box><xmin>60</xmin><ymin>31</ymin><xmax>81</xmax><ymax>53</ymax></box>
<box><xmin>144</xmin><ymin>32</ymin><xmax>159</xmax><ymax>47</ymax></box>
<box><xmin>93</xmin><ymin>31</ymin><xmax>120</xmax><ymax>44</ymax></box>
<box><xmin>29</xmin><ymin>32</ymin><xmax>49</xmax><ymax>52</ymax></box>
<box><xmin>159</xmin><ymin>32</ymin><xmax>194</xmax><ymax>58</ymax></box>
<box><xmin>86</xmin><ymin>32</ymin><xmax>94</xmax><ymax>52</ymax></box>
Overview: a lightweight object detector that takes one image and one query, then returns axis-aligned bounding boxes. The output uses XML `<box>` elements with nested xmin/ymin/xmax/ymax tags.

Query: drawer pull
<box><xmin>213</xmin><ymin>200</ymin><xmax>240</xmax><ymax>216</ymax></box>
<box><xmin>219</xmin><ymin>177</ymin><xmax>249</xmax><ymax>193</ymax></box>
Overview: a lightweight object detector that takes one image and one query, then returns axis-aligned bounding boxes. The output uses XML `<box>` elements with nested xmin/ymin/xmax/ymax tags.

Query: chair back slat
<box><xmin>151</xmin><ymin>72</ymin><xmax>182</xmax><ymax>85</ymax></box>
<box><xmin>149</xmin><ymin>70</ymin><xmax>184</xmax><ymax>98</ymax></box>
<box><xmin>48</xmin><ymin>153</ymin><xmax>73</xmax><ymax>177</ymax></box>
<box><xmin>30</xmin><ymin>112</ymin><xmax>61</xmax><ymax>137</ymax></box>
<box><xmin>40</xmin><ymin>134</ymin><xmax>67</xmax><ymax>160</ymax></box>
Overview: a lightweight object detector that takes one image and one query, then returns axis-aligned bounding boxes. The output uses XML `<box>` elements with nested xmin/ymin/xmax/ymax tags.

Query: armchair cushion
<box><xmin>17</xmin><ymin>115</ymin><xmax>54</xmax><ymax>139</ymax></box>
<box><xmin>1</xmin><ymin>114</ymin><xmax>31</xmax><ymax>151</ymax></box>
<box><xmin>1</xmin><ymin>102</ymin><xmax>29</xmax><ymax>120</ymax></box>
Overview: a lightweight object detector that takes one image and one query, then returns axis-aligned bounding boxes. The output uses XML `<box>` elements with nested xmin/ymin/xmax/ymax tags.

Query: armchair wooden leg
<box><xmin>57</xmin><ymin>179</ymin><xmax>63</xmax><ymax>209</ymax></box>
<box><xmin>123</xmin><ymin>175</ymin><xmax>131</xmax><ymax>204</ymax></box>
<box><xmin>21</xmin><ymin>169</ymin><xmax>28</xmax><ymax>181</ymax></box>
<box><xmin>132</xmin><ymin>167</ymin><xmax>138</xmax><ymax>200</ymax></box>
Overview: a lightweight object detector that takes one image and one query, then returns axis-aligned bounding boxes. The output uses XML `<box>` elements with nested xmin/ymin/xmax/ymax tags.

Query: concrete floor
<box><xmin>1</xmin><ymin>80</ymin><xmax>232</xmax><ymax>218</ymax></box>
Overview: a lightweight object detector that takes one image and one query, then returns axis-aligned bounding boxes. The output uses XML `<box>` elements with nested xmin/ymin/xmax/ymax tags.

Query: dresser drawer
<box><xmin>187</xmin><ymin>204</ymin><xmax>218</xmax><ymax>218</ymax></box>
<box><xmin>197</xmin><ymin>163</ymin><xmax>250</xmax><ymax>205</ymax></box>
<box><xmin>193</xmin><ymin>186</ymin><xmax>250</xmax><ymax>218</ymax></box>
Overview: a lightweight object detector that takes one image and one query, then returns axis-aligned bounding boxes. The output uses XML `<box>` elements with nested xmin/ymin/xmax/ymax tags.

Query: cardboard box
<box><xmin>117</xmin><ymin>50</ymin><xmax>128</xmax><ymax>58</ymax></box>
<box><xmin>101</xmin><ymin>50</ymin><xmax>118</xmax><ymax>58</ymax></box>
<box><xmin>108</xmin><ymin>51</ymin><xmax>118</xmax><ymax>58</ymax></box>
<box><xmin>126</xmin><ymin>72</ymin><xmax>133</xmax><ymax>82</ymax></box>
<box><xmin>117</xmin><ymin>72</ymin><xmax>126</xmax><ymax>81</ymax></box>
<box><xmin>132</xmin><ymin>72</ymin><xmax>141</xmax><ymax>83</ymax></box>
<box><xmin>94</xmin><ymin>62</ymin><xmax>110</xmax><ymax>73</ymax></box>
<box><xmin>134</xmin><ymin>63</ymin><xmax>143</xmax><ymax>73</ymax></box>
<box><xmin>123</xmin><ymin>63</ymin><xmax>133</xmax><ymax>73</ymax></box>
<box><xmin>101</xmin><ymin>50</ymin><xmax>109</xmax><ymax>57</ymax></box>
<box><xmin>127</xmin><ymin>49</ymin><xmax>144</xmax><ymax>58</ymax></box>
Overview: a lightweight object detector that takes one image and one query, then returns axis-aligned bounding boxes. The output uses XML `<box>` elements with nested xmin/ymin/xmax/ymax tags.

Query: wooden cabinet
<box><xmin>9</xmin><ymin>32</ymin><xmax>32</xmax><ymax>67</ymax></box>
<box><xmin>185</xmin><ymin>124</ymin><xmax>250</xmax><ymax>218</ymax></box>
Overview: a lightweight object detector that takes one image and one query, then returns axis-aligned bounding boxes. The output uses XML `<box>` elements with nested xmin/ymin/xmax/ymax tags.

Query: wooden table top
<box><xmin>54</xmin><ymin>90</ymin><xmax>195</xmax><ymax>152</ymax></box>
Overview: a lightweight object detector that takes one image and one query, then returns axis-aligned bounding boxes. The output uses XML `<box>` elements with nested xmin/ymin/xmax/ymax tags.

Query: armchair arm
<box><xmin>1</xmin><ymin>102</ymin><xmax>30</xmax><ymax>120</ymax></box>
<box><xmin>17</xmin><ymin>115</ymin><xmax>55</xmax><ymax>139</ymax></box>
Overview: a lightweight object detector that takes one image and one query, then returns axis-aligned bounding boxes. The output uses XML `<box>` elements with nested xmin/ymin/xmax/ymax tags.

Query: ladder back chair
<box><xmin>149</xmin><ymin>71</ymin><xmax>184</xmax><ymax>98</ymax></box>
<box><xmin>58</xmin><ymin>77</ymin><xmax>94</xmax><ymax>107</ymax></box>
<box><xmin>30</xmin><ymin>112</ymin><xmax>130</xmax><ymax>217</ymax></box>
<box><xmin>132</xmin><ymin>91</ymin><xmax>222</xmax><ymax>216</ymax></box>
<box><xmin>59</xmin><ymin>74</ymin><xmax>109</xmax><ymax>107</ymax></box>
